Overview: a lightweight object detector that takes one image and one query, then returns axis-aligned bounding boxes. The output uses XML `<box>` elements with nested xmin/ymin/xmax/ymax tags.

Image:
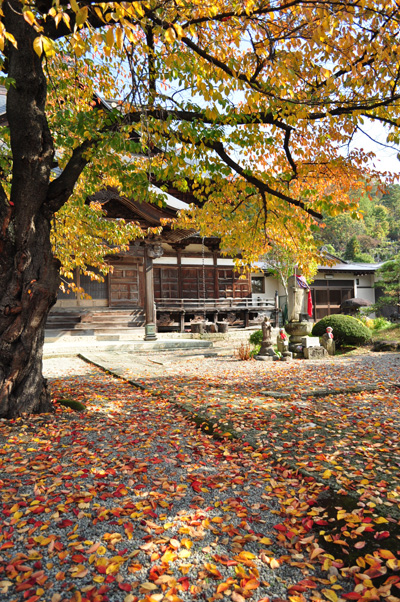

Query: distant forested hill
<box><xmin>318</xmin><ymin>183</ymin><xmax>400</xmax><ymax>262</ymax></box>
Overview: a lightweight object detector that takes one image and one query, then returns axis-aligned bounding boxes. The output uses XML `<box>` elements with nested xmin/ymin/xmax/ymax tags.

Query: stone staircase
<box><xmin>45</xmin><ymin>308</ymin><xmax>146</xmax><ymax>337</ymax></box>
<box><xmin>81</xmin><ymin>309</ymin><xmax>145</xmax><ymax>329</ymax></box>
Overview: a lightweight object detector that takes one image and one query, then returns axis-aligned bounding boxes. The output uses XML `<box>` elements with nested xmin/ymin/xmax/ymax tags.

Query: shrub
<box><xmin>312</xmin><ymin>314</ymin><xmax>372</xmax><ymax>347</ymax></box>
<box><xmin>235</xmin><ymin>342</ymin><xmax>253</xmax><ymax>360</ymax></box>
<box><xmin>57</xmin><ymin>398</ymin><xmax>86</xmax><ymax>411</ymax></box>
<box><xmin>249</xmin><ymin>329</ymin><xmax>263</xmax><ymax>346</ymax></box>
<box><xmin>358</xmin><ymin>315</ymin><xmax>374</xmax><ymax>329</ymax></box>
<box><xmin>372</xmin><ymin>316</ymin><xmax>391</xmax><ymax>331</ymax></box>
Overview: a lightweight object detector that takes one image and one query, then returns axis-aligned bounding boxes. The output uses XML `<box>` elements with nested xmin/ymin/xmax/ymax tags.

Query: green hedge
<box><xmin>312</xmin><ymin>314</ymin><xmax>372</xmax><ymax>346</ymax></box>
<box><xmin>249</xmin><ymin>330</ymin><xmax>263</xmax><ymax>346</ymax></box>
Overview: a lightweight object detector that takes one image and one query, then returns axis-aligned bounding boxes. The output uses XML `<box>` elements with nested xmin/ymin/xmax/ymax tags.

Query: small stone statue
<box><xmin>256</xmin><ymin>317</ymin><xmax>278</xmax><ymax>361</ymax></box>
<box><xmin>276</xmin><ymin>327</ymin><xmax>292</xmax><ymax>361</ymax></box>
<box><xmin>262</xmin><ymin>317</ymin><xmax>272</xmax><ymax>346</ymax></box>
<box><xmin>277</xmin><ymin>328</ymin><xmax>289</xmax><ymax>353</ymax></box>
<box><xmin>321</xmin><ymin>326</ymin><xmax>335</xmax><ymax>355</ymax></box>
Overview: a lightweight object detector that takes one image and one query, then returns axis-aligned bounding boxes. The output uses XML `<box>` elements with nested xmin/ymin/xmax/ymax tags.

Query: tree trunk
<box><xmin>0</xmin><ymin>216</ymin><xmax>60</xmax><ymax>418</ymax></box>
<box><xmin>0</xmin><ymin>0</ymin><xmax>59</xmax><ymax>418</ymax></box>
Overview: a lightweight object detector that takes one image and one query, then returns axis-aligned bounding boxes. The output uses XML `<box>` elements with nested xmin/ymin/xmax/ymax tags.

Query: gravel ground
<box><xmin>0</xmin><ymin>356</ymin><xmax>359</xmax><ymax>602</ymax></box>
<box><xmin>75</xmin><ymin>350</ymin><xmax>400</xmax><ymax>499</ymax></box>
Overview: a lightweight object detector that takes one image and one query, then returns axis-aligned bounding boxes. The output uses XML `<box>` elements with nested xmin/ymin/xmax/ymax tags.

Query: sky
<box><xmin>162</xmin><ymin>119</ymin><xmax>400</xmax><ymax>212</ymax></box>
<box><xmin>350</xmin><ymin>121</ymin><xmax>400</xmax><ymax>177</ymax></box>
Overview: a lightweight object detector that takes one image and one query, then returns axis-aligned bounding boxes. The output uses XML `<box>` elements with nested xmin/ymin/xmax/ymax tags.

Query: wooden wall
<box><xmin>154</xmin><ymin>266</ymin><xmax>251</xmax><ymax>300</ymax></box>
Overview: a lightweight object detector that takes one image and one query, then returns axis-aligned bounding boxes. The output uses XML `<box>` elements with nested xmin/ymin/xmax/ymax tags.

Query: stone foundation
<box><xmin>303</xmin><ymin>346</ymin><xmax>328</xmax><ymax>360</ymax></box>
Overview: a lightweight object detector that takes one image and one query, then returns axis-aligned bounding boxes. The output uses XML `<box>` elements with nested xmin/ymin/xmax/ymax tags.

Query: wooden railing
<box><xmin>155</xmin><ymin>297</ymin><xmax>275</xmax><ymax>311</ymax></box>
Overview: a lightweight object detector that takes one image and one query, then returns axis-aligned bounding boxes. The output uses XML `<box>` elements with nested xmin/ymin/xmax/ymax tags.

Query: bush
<box><xmin>372</xmin><ymin>316</ymin><xmax>391</xmax><ymax>331</ymax></box>
<box><xmin>235</xmin><ymin>342</ymin><xmax>253</xmax><ymax>360</ymax></box>
<box><xmin>312</xmin><ymin>314</ymin><xmax>372</xmax><ymax>347</ymax></box>
<box><xmin>358</xmin><ymin>315</ymin><xmax>374</xmax><ymax>329</ymax></box>
<box><xmin>249</xmin><ymin>329</ymin><xmax>263</xmax><ymax>346</ymax></box>
<box><xmin>57</xmin><ymin>398</ymin><xmax>86</xmax><ymax>411</ymax></box>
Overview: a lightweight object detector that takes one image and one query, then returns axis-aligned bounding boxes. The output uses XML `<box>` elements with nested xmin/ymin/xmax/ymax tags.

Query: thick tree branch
<box><xmin>159</xmin><ymin>130</ymin><xmax>322</xmax><ymax>219</ymax></box>
<box><xmin>146</xmin><ymin>24</ymin><xmax>156</xmax><ymax>104</ymax></box>
<box><xmin>283</xmin><ymin>127</ymin><xmax>297</xmax><ymax>177</ymax></box>
<box><xmin>45</xmin><ymin>140</ymin><xmax>94</xmax><ymax>214</ymax></box>
<box><xmin>42</xmin><ymin>6</ymin><xmax>124</xmax><ymax>39</ymax></box>
<box><xmin>124</xmin><ymin>106</ymin><xmax>288</xmax><ymax>129</ymax></box>
<box><xmin>307</xmin><ymin>96</ymin><xmax>400</xmax><ymax>121</ymax></box>
<box><xmin>209</xmin><ymin>140</ymin><xmax>322</xmax><ymax>220</ymax></box>
<box><xmin>361</xmin><ymin>112</ymin><xmax>400</xmax><ymax>128</ymax></box>
<box><xmin>144</xmin><ymin>5</ymin><xmax>399</xmax><ymax>118</ymax></box>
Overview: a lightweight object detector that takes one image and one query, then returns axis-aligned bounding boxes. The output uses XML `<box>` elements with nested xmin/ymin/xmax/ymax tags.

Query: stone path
<box><xmin>75</xmin><ymin>349</ymin><xmax>400</xmax><ymax>519</ymax></box>
<box><xmin>78</xmin><ymin>348</ymin><xmax>400</xmax><ymax>393</ymax></box>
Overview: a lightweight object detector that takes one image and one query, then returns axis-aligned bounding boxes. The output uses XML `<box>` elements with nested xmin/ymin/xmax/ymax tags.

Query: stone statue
<box><xmin>276</xmin><ymin>327</ymin><xmax>292</xmax><ymax>361</ymax></box>
<box><xmin>287</xmin><ymin>275</ymin><xmax>307</xmax><ymax>322</ymax></box>
<box><xmin>277</xmin><ymin>328</ymin><xmax>289</xmax><ymax>353</ymax></box>
<box><xmin>256</xmin><ymin>317</ymin><xmax>278</xmax><ymax>361</ymax></box>
<box><xmin>321</xmin><ymin>326</ymin><xmax>335</xmax><ymax>356</ymax></box>
<box><xmin>285</xmin><ymin>275</ymin><xmax>313</xmax><ymax>357</ymax></box>
<box><xmin>262</xmin><ymin>317</ymin><xmax>272</xmax><ymax>345</ymax></box>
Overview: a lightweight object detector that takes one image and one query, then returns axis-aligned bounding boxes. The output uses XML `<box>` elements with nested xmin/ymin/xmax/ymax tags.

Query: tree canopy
<box><xmin>373</xmin><ymin>253</ymin><xmax>400</xmax><ymax>316</ymax></box>
<box><xmin>3</xmin><ymin>0</ymin><xmax>400</xmax><ymax>267</ymax></box>
<box><xmin>318</xmin><ymin>183</ymin><xmax>400</xmax><ymax>262</ymax></box>
<box><xmin>2</xmin><ymin>0</ymin><xmax>400</xmax><ymax>416</ymax></box>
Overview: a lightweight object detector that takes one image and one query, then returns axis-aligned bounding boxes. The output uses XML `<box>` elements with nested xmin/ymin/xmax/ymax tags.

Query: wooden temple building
<box><xmin>51</xmin><ymin>188</ymin><xmax>277</xmax><ymax>338</ymax></box>
<box><xmin>1</xmin><ymin>86</ymin><xmax>382</xmax><ymax>335</ymax></box>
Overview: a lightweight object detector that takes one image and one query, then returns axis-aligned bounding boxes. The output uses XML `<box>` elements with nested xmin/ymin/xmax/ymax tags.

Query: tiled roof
<box><xmin>318</xmin><ymin>261</ymin><xmax>384</xmax><ymax>272</ymax></box>
<box><xmin>255</xmin><ymin>259</ymin><xmax>384</xmax><ymax>274</ymax></box>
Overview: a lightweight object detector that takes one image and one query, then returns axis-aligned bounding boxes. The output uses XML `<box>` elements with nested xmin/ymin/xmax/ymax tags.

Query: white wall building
<box><xmin>251</xmin><ymin>254</ymin><xmax>383</xmax><ymax>320</ymax></box>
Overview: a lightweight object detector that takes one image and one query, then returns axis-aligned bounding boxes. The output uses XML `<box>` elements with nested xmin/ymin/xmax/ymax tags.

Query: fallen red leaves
<box><xmin>0</xmin><ymin>354</ymin><xmax>399</xmax><ymax>602</ymax></box>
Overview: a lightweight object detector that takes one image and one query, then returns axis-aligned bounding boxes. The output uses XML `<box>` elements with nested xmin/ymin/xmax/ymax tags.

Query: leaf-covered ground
<box><xmin>0</xmin><ymin>352</ymin><xmax>399</xmax><ymax>602</ymax></box>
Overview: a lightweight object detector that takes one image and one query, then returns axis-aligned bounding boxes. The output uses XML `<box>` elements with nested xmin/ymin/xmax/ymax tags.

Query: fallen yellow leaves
<box><xmin>322</xmin><ymin>589</ymin><xmax>338</xmax><ymax>602</ymax></box>
<box><xmin>310</xmin><ymin>547</ymin><xmax>326</xmax><ymax>560</ymax></box>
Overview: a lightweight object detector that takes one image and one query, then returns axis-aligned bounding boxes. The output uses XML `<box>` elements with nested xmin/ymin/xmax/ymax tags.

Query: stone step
<box><xmin>43</xmin><ymin>338</ymin><xmax>214</xmax><ymax>358</ymax></box>
<box><xmin>82</xmin><ymin>310</ymin><xmax>143</xmax><ymax>318</ymax></box>
<box><xmin>46</xmin><ymin>309</ymin><xmax>145</xmax><ymax>331</ymax></box>
<box><xmin>81</xmin><ymin>316</ymin><xmax>143</xmax><ymax>324</ymax></box>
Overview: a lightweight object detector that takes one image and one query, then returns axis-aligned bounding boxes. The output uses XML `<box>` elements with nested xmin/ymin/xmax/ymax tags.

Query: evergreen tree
<box><xmin>380</xmin><ymin>185</ymin><xmax>400</xmax><ymax>240</ymax></box>
<box><xmin>344</xmin><ymin>236</ymin><xmax>361</xmax><ymax>261</ymax></box>
<box><xmin>373</xmin><ymin>254</ymin><xmax>400</xmax><ymax>314</ymax></box>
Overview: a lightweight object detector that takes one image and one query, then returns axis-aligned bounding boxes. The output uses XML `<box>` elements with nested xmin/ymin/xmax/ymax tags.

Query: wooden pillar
<box><xmin>213</xmin><ymin>251</ymin><xmax>219</xmax><ymax>299</ymax></box>
<box><xmin>177</xmin><ymin>249</ymin><xmax>183</xmax><ymax>299</ymax></box>
<box><xmin>76</xmin><ymin>268</ymin><xmax>81</xmax><ymax>307</ymax></box>
<box><xmin>144</xmin><ymin>243</ymin><xmax>163</xmax><ymax>340</ymax></box>
<box><xmin>180</xmin><ymin>311</ymin><xmax>185</xmax><ymax>333</ymax></box>
<box><xmin>172</xmin><ymin>243</ymin><xmax>186</xmax><ymax>300</ymax></box>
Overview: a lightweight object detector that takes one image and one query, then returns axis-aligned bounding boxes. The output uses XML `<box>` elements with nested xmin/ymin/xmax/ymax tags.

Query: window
<box><xmin>251</xmin><ymin>277</ymin><xmax>265</xmax><ymax>294</ymax></box>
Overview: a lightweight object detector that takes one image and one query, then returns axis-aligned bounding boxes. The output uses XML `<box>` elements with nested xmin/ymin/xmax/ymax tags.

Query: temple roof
<box><xmin>88</xmin><ymin>187</ymin><xmax>178</xmax><ymax>226</ymax></box>
<box><xmin>88</xmin><ymin>187</ymin><xmax>198</xmax><ymax>244</ymax></box>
